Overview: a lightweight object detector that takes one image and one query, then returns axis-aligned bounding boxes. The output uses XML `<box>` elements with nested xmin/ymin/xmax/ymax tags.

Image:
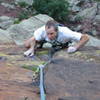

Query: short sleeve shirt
<box><xmin>34</xmin><ymin>25</ymin><xmax>82</xmax><ymax>43</ymax></box>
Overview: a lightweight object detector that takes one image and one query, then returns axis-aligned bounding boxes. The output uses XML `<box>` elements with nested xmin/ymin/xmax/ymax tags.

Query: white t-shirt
<box><xmin>34</xmin><ymin>25</ymin><xmax>82</xmax><ymax>43</ymax></box>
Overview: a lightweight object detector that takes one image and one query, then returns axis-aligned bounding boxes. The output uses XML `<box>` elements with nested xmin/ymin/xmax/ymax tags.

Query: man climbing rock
<box><xmin>24</xmin><ymin>20</ymin><xmax>89</xmax><ymax>57</ymax></box>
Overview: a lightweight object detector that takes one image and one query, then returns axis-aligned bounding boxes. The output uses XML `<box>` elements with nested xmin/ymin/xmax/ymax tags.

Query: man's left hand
<box><xmin>67</xmin><ymin>46</ymin><xmax>77</xmax><ymax>53</ymax></box>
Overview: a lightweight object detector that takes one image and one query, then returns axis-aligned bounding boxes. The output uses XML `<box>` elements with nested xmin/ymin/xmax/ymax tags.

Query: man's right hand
<box><xmin>24</xmin><ymin>49</ymin><xmax>34</xmax><ymax>57</ymax></box>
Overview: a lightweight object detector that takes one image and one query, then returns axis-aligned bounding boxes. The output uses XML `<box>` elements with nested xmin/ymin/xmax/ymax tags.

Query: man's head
<box><xmin>45</xmin><ymin>20</ymin><xmax>58</xmax><ymax>40</ymax></box>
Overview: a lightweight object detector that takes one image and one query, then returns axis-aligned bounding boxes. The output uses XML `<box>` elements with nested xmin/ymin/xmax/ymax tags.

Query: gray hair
<box><xmin>45</xmin><ymin>20</ymin><xmax>58</xmax><ymax>32</ymax></box>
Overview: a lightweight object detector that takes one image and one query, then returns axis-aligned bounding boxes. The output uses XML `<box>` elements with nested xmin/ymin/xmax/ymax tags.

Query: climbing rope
<box><xmin>39</xmin><ymin>65</ymin><xmax>46</xmax><ymax>100</ymax></box>
<box><xmin>39</xmin><ymin>60</ymin><xmax>51</xmax><ymax>100</ymax></box>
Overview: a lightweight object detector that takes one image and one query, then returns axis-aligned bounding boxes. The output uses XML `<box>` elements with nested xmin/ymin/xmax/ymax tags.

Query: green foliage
<box><xmin>18</xmin><ymin>1</ymin><xmax>28</xmax><ymax>8</ymax></box>
<box><xmin>18</xmin><ymin>9</ymin><xmax>37</xmax><ymax>21</ymax></box>
<box><xmin>22</xmin><ymin>65</ymin><xmax>39</xmax><ymax>72</ymax></box>
<box><xmin>33</xmin><ymin>0</ymin><xmax>70</xmax><ymax>22</ymax></box>
<box><xmin>75</xmin><ymin>16</ymin><xmax>84</xmax><ymax>22</ymax></box>
<box><xmin>18</xmin><ymin>10</ymin><xmax>29</xmax><ymax>21</ymax></box>
<box><xmin>14</xmin><ymin>19</ymin><xmax>20</xmax><ymax>24</ymax></box>
<box><xmin>17</xmin><ymin>2</ymin><xmax>37</xmax><ymax>21</ymax></box>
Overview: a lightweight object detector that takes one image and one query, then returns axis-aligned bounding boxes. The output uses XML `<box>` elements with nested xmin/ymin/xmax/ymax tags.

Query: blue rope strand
<box><xmin>39</xmin><ymin>60</ymin><xmax>52</xmax><ymax>100</ymax></box>
<box><xmin>40</xmin><ymin>66</ymin><xmax>46</xmax><ymax>100</ymax></box>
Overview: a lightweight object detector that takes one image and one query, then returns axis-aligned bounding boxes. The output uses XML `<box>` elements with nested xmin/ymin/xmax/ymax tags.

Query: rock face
<box><xmin>0</xmin><ymin>44</ymin><xmax>100</xmax><ymax>100</ymax></box>
<box><xmin>0</xmin><ymin>0</ymin><xmax>100</xmax><ymax>38</ymax></box>
<box><xmin>0</xmin><ymin>14</ymin><xmax>53</xmax><ymax>45</ymax></box>
<box><xmin>0</xmin><ymin>64</ymin><xmax>39</xmax><ymax>100</ymax></box>
<box><xmin>7</xmin><ymin>14</ymin><xmax>53</xmax><ymax>45</ymax></box>
<box><xmin>0</xmin><ymin>0</ymin><xmax>100</xmax><ymax>100</ymax></box>
<box><xmin>15</xmin><ymin>0</ymin><xmax>33</xmax><ymax>5</ymax></box>
<box><xmin>0</xmin><ymin>0</ymin><xmax>100</xmax><ymax>45</ymax></box>
<box><xmin>1</xmin><ymin>14</ymin><xmax>100</xmax><ymax>47</ymax></box>
<box><xmin>44</xmin><ymin>47</ymin><xmax>100</xmax><ymax>100</ymax></box>
<box><xmin>86</xmin><ymin>35</ymin><xmax>100</xmax><ymax>47</ymax></box>
<box><xmin>0</xmin><ymin>44</ymin><xmax>42</xmax><ymax>100</ymax></box>
<box><xmin>76</xmin><ymin>3</ymin><xmax>97</xmax><ymax>19</ymax></box>
<box><xmin>0</xmin><ymin>16</ymin><xmax>16</xmax><ymax>29</ymax></box>
<box><xmin>0</xmin><ymin>29</ymin><xmax>13</xmax><ymax>43</ymax></box>
<box><xmin>67</xmin><ymin>0</ymin><xmax>100</xmax><ymax>37</ymax></box>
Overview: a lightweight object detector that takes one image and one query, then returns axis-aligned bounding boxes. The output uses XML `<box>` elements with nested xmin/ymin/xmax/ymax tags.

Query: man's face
<box><xmin>45</xmin><ymin>26</ymin><xmax>57</xmax><ymax>40</ymax></box>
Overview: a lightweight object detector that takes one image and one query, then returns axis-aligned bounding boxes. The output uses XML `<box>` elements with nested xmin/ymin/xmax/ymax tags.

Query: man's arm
<box><xmin>24</xmin><ymin>26</ymin><xmax>45</xmax><ymax>56</ymax></box>
<box><xmin>74</xmin><ymin>34</ymin><xmax>89</xmax><ymax>50</ymax></box>
<box><xmin>24</xmin><ymin>36</ymin><xmax>36</xmax><ymax>56</ymax></box>
<box><xmin>67</xmin><ymin>34</ymin><xmax>89</xmax><ymax>53</ymax></box>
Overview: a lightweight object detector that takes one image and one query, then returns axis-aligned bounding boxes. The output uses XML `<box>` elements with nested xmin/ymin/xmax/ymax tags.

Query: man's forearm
<box><xmin>75</xmin><ymin>34</ymin><xmax>89</xmax><ymax>50</ymax></box>
<box><xmin>24</xmin><ymin>37</ymin><xmax>36</xmax><ymax>56</ymax></box>
<box><xmin>30</xmin><ymin>37</ymin><xmax>36</xmax><ymax>55</ymax></box>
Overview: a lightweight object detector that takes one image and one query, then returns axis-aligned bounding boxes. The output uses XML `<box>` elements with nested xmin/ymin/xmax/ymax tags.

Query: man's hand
<box><xmin>24</xmin><ymin>49</ymin><xmax>34</xmax><ymax>57</ymax></box>
<box><xmin>67</xmin><ymin>46</ymin><xmax>77</xmax><ymax>53</ymax></box>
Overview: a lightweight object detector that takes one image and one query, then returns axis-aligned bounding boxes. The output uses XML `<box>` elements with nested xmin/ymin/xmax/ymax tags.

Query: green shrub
<box><xmin>75</xmin><ymin>16</ymin><xmax>84</xmax><ymax>22</ymax></box>
<box><xmin>14</xmin><ymin>19</ymin><xmax>20</xmax><ymax>24</ymax></box>
<box><xmin>18</xmin><ymin>10</ymin><xmax>29</xmax><ymax>21</ymax></box>
<box><xmin>22</xmin><ymin>65</ymin><xmax>39</xmax><ymax>72</ymax></box>
<box><xmin>33</xmin><ymin>0</ymin><xmax>70</xmax><ymax>22</ymax></box>
<box><xmin>18</xmin><ymin>1</ymin><xmax>28</xmax><ymax>8</ymax></box>
<box><xmin>17</xmin><ymin>2</ymin><xmax>37</xmax><ymax>21</ymax></box>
